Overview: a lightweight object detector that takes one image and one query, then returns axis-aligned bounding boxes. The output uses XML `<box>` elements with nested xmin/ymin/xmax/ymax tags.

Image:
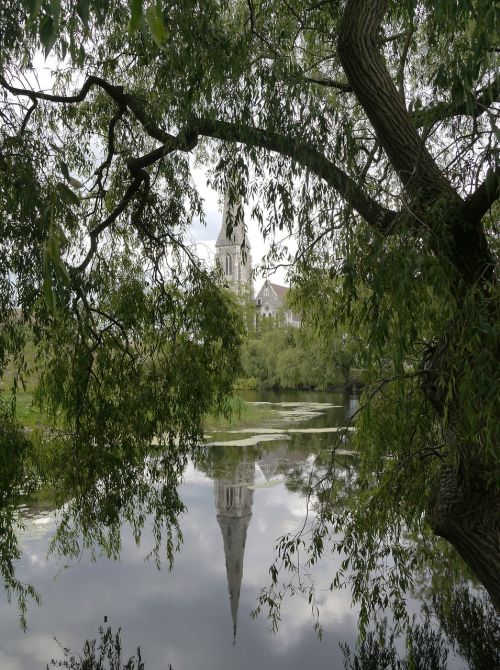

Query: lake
<box><xmin>0</xmin><ymin>390</ymin><xmax>493</xmax><ymax>668</ymax></box>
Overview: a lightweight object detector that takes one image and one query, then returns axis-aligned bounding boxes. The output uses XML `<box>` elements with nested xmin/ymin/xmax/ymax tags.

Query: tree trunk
<box><xmin>429</xmin><ymin>463</ymin><xmax>500</xmax><ymax>612</ymax></box>
<box><xmin>339</xmin><ymin>0</ymin><xmax>499</xmax><ymax>609</ymax></box>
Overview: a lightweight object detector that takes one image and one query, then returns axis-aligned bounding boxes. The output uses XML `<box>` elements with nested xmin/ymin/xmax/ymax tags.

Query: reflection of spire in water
<box><xmin>214</xmin><ymin>460</ymin><xmax>255</xmax><ymax>644</ymax></box>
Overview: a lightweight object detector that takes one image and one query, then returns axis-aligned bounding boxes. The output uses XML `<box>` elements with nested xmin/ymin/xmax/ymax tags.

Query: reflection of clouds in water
<box><xmin>0</xmin><ymin>407</ymin><xmax>414</xmax><ymax>669</ymax></box>
<box><xmin>206</xmin><ymin>433</ymin><xmax>291</xmax><ymax>447</ymax></box>
<box><xmin>183</xmin><ymin>460</ymin><xmax>212</xmax><ymax>485</ymax></box>
<box><xmin>28</xmin><ymin>552</ymin><xmax>47</xmax><ymax>567</ymax></box>
<box><xmin>3</xmin><ymin>634</ymin><xmax>60</xmax><ymax>670</ymax></box>
<box><xmin>0</xmin><ymin>651</ymin><xmax>23</xmax><ymax>670</ymax></box>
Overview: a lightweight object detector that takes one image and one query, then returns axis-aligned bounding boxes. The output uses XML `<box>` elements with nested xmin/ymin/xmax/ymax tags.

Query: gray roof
<box><xmin>269</xmin><ymin>282</ymin><xmax>288</xmax><ymax>301</ymax></box>
<box><xmin>256</xmin><ymin>281</ymin><xmax>289</xmax><ymax>302</ymax></box>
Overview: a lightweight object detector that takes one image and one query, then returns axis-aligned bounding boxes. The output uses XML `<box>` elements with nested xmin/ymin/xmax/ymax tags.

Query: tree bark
<box><xmin>339</xmin><ymin>0</ymin><xmax>499</xmax><ymax>609</ymax></box>
<box><xmin>429</xmin><ymin>464</ymin><xmax>500</xmax><ymax>612</ymax></box>
<box><xmin>337</xmin><ymin>0</ymin><xmax>494</xmax><ymax>286</ymax></box>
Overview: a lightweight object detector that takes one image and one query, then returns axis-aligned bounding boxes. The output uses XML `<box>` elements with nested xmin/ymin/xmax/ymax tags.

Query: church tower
<box><xmin>214</xmin><ymin>458</ymin><xmax>255</xmax><ymax>643</ymax></box>
<box><xmin>215</xmin><ymin>189</ymin><xmax>253</xmax><ymax>297</ymax></box>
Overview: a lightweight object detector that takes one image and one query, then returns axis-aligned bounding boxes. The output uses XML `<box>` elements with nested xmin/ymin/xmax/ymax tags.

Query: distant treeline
<box><xmin>237</xmin><ymin>322</ymin><xmax>364</xmax><ymax>391</ymax></box>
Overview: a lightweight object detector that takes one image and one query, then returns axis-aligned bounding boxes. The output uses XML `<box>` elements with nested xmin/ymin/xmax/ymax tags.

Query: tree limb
<box><xmin>463</xmin><ymin>166</ymin><xmax>500</xmax><ymax>224</ymax></box>
<box><xmin>75</xmin><ymin>172</ymin><xmax>145</xmax><ymax>273</ymax></box>
<box><xmin>338</xmin><ymin>0</ymin><xmax>455</xmax><ymax>203</ymax></box>
<box><xmin>0</xmin><ymin>74</ymin><xmax>175</xmax><ymax>144</ymax></box>
<box><xmin>303</xmin><ymin>76</ymin><xmax>353</xmax><ymax>93</ymax></box>
<box><xmin>337</xmin><ymin>0</ymin><xmax>495</xmax><ymax>284</ymax></box>
<box><xmin>190</xmin><ymin>117</ymin><xmax>397</xmax><ymax>234</ymax></box>
<box><xmin>413</xmin><ymin>80</ymin><xmax>500</xmax><ymax>129</ymax></box>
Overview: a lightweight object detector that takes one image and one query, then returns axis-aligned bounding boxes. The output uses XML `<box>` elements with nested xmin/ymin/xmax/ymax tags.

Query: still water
<box><xmin>0</xmin><ymin>391</ymin><xmax>483</xmax><ymax>668</ymax></box>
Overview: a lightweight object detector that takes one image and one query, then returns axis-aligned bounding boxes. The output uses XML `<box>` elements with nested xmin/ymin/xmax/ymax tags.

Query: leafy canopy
<box><xmin>0</xmin><ymin>0</ymin><xmax>498</xmax><ymax>624</ymax></box>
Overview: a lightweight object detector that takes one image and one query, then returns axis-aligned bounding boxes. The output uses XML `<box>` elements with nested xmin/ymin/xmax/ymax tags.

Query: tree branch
<box><xmin>0</xmin><ymin>74</ymin><xmax>175</xmax><ymax>144</ymax></box>
<box><xmin>337</xmin><ymin>0</ymin><xmax>495</xmax><ymax>284</ymax></box>
<box><xmin>75</xmin><ymin>172</ymin><xmax>145</xmax><ymax>273</ymax></box>
<box><xmin>190</xmin><ymin>117</ymin><xmax>397</xmax><ymax>233</ymax></box>
<box><xmin>303</xmin><ymin>76</ymin><xmax>352</xmax><ymax>93</ymax></box>
<box><xmin>19</xmin><ymin>99</ymin><xmax>38</xmax><ymax>134</ymax></box>
<box><xmin>338</xmin><ymin>0</ymin><xmax>455</xmax><ymax>203</ymax></box>
<box><xmin>463</xmin><ymin>165</ymin><xmax>500</xmax><ymax>223</ymax></box>
<box><xmin>1</xmin><ymin>71</ymin><xmax>397</xmax><ymax>234</ymax></box>
<box><xmin>413</xmin><ymin>80</ymin><xmax>500</xmax><ymax>129</ymax></box>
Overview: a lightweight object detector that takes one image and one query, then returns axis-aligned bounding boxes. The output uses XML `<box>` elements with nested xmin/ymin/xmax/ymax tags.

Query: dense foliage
<box><xmin>0</xmin><ymin>0</ymin><xmax>498</xmax><ymax>629</ymax></box>
<box><xmin>239</xmin><ymin>321</ymin><xmax>363</xmax><ymax>390</ymax></box>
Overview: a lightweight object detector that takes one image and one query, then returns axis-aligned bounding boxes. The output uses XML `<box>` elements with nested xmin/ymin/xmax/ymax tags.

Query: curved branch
<box><xmin>20</xmin><ymin>99</ymin><xmax>38</xmax><ymax>134</ymax></box>
<box><xmin>413</xmin><ymin>80</ymin><xmax>500</xmax><ymax>129</ymax></box>
<box><xmin>1</xmin><ymin>72</ymin><xmax>396</xmax><ymax>233</ymax></box>
<box><xmin>337</xmin><ymin>0</ymin><xmax>495</xmax><ymax>285</ymax></box>
<box><xmin>75</xmin><ymin>172</ymin><xmax>145</xmax><ymax>273</ymax></box>
<box><xmin>126</xmin><ymin>116</ymin><xmax>397</xmax><ymax>232</ymax></box>
<box><xmin>337</xmin><ymin>0</ymin><xmax>455</xmax><ymax>204</ymax></box>
<box><xmin>191</xmin><ymin>117</ymin><xmax>397</xmax><ymax>233</ymax></box>
<box><xmin>463</xmin><ymin>166</ymin><xmax>500</xmax><ymax>223</ymax></box>
<box><xmin>0</xmin><ymin>74</ymin><xmax>175</xmax><ymax>144</ymax></box>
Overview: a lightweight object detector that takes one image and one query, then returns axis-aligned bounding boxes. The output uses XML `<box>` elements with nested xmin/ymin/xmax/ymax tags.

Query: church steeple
<box><xmin>215</xmin><ymin>186</ymin><xmax>253</xmax><ymax>296</ymax></box>
<box><xmin>214</xmin><ymin>458</ymin><xmax>255</xmax><ymax>643</ymax></box>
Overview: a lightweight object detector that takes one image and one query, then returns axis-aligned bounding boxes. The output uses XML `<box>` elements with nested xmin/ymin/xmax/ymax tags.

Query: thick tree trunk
<box><xmin>337</xmin><ymin>0</ymin><xmax>494</xmax><ymax>286</ymax></box>
<box><xmin>339</xmin><ymin>0</ymin><xmax>499</xmax><ymax>608</ymax></box>
<box><xmin>429</xmin><ymin>463</ymin><xmax>500</xmax><ymax>612</ymax></box>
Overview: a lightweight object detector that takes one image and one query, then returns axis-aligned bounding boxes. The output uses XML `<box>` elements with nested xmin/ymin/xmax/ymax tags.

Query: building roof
<box><xmin>256</xmin><ymin>281</ymin><xmax>289</xmax><ymax>302</ymax></box>
<box><xmin>269</xmin><ymin>282</ymin><xmax>288</xmax><ymax>301</ymax></box>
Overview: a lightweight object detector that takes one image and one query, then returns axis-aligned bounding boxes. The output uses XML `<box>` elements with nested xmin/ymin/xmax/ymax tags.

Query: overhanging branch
<box><xmin>0</xmin><ymin>74</ymin><xmax>175</xmax><ymax>144</ymax></box>
<box><xmin>413</xmin><ymin>80</ymin><xmax>500</xmax><ymax>129</ymax></box>
<box><xmin>190</xmin><ymin>117</ymin><xmax>397</xmax><ymax>233</ymax></box>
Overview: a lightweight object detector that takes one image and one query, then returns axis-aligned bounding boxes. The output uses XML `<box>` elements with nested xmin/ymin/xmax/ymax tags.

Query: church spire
<box><xmin>216</xmin><ymin>189</ymin><xmax>250</xmax><ymax>248</ymax></box>
<box><xmin>214</xmin><ymin>458</ymin><xmax>255</xmax><ymax>643</ymax></box>
<box><xmin>215</xmin><ymin>181</ymin><xmax>253</xmax><ymax>296</ymax></box>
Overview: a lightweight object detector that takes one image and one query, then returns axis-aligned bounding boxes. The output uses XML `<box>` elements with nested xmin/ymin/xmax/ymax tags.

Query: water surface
<box><xmin>0</xmin><ymin>391</ymin><xmax>475</xmax><ymax>668</ymax></box>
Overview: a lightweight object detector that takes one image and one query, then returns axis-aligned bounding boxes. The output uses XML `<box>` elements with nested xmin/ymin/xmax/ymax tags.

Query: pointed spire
<box><xmin>214</xmin><ymin>173</ymin><xmax>253</xmax><ymax>295</ymax></box>
<box><xmin>215</xmin><ymin>187</ymin><xmax>250</xmax><ymax>249</ymax></box>
<box><xmin>214</xmin><ymin>460</ymin><xmax>255</xmax><ymax>643</ymax></box>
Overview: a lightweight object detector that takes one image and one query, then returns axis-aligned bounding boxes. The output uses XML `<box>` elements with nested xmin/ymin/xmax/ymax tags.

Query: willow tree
<box><xmin>0</xmin><ymin>0</ymin><xmax>498</xmax><ymax>615</ymax></box>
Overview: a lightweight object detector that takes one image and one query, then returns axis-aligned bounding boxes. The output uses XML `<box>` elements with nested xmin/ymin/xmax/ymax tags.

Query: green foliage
<box><xmin>0</xmin><ymin>0</ymin><xmax>498</xmax><ymax>635</ymax></box>
<box><xmin>430</xmin><ymin>586</ymin><xmax>500</xmax><ymax>669</ymax></box>
<box><xmin>48</xmin><ymin>625</ymin><xmax>151</xmax><ymax>670</ymax></box>
<box><xmin>341</xmin><ymin>617</ymin><xmax>449</xmax><ymax>670</ymax></box>
<box><xmin>240</xmin><ymin>324</ymin><xmax>363</xmax><ymax>390</ymax></box>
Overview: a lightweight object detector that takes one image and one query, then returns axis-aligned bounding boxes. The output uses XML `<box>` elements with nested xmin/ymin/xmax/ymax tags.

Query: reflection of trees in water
<box><xmin>48</xmin><ymin>625</ymin><xmax>152</xmax><ymax>670</ymax></box>
<box><xmin>0</xmin><ymin>402</ymin><xmax>40</xmax><ymax>628</ymax></box>
<box><xmin>430</xmin><ymin>586</ymin><xmax>500</xmax><ymax>669</ymax></box>
<box><xmin>1</xmin><ymin>434</ymin><xmax>188</xmax><ymax>626</ymax></box>
<box><xmin>342</xmin><ymin>617</ymin><xmax>449</xmax><ymax>669</ymax></box>
<box><xmin>3</xmin><ymin>430</ymin><xmax>497</xmax><ymax>665</ymax></box>
<box><xmin>342</xmin><ymin>587</ymin><xmax>499</xmax><ymax>670</ymax></box>
<box><xmin>47</xmin><ymin>584</ymin><xmax>499</xmax><ymax>670</ymax></box>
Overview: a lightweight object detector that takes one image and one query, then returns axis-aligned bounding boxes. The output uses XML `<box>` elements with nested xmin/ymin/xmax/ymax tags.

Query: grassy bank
<box><xmin>3</xmin><ymin>386</ymin><xmax>278</xmax><ymax>433</ymax></box>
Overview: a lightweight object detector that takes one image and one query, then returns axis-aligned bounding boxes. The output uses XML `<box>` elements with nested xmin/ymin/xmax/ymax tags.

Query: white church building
<box><xmin>214</xmin><ymin>191</ymin><xmax>300</xmax><ymax>326</ymax></box>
